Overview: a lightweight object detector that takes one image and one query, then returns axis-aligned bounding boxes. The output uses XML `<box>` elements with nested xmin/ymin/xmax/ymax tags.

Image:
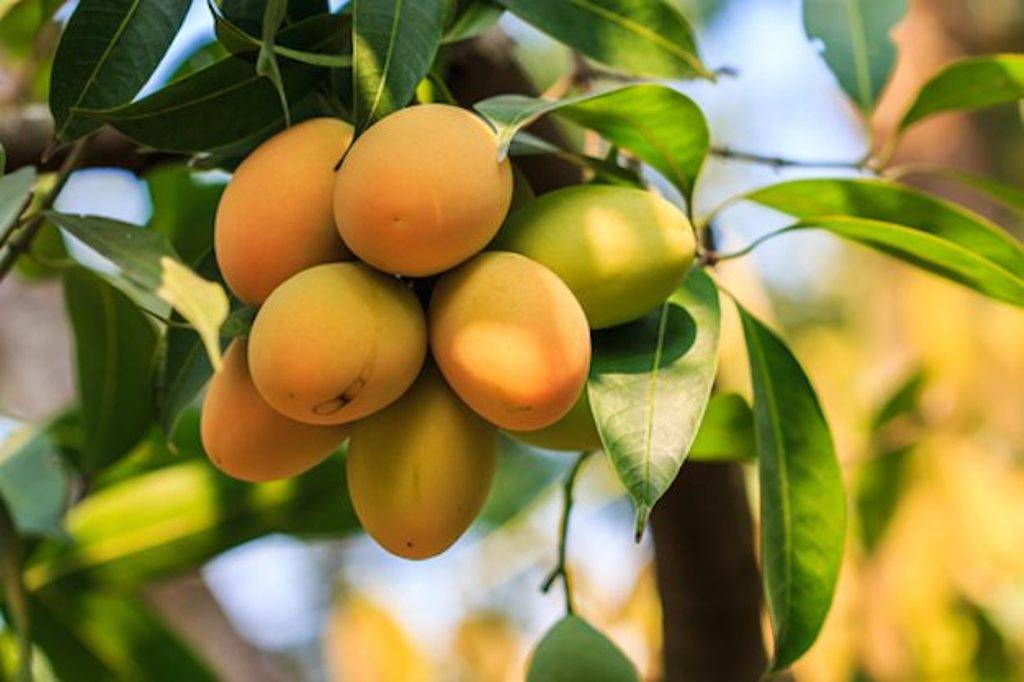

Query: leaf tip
<box><xmin>633</xmin><ymin>507</ymin><xmax>650</xmax><ymax>543</ymax></box>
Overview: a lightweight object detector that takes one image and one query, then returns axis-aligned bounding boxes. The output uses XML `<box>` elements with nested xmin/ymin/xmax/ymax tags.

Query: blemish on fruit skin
<box><xmin>312</xmin><ymin>377</ymin><xmax>368</xmax><ymax>415</ymax></box>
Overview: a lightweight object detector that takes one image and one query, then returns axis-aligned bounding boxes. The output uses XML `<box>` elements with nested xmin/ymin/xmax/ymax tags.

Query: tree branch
<box><xmin>710</xmin><ymin>145</ymin><xmax>872</xmax><ymax>172</ymax></box>
<box><xmin>541</xmin><ymin>450</ymin><xmax>593</xmax><ymax>615</ymax></box>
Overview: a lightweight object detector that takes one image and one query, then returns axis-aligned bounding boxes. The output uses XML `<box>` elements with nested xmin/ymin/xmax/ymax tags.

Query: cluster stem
<box><xmin>541</xmin><ymin>450</ymin><xmax>594</xmax><ymax>615</ymax></box>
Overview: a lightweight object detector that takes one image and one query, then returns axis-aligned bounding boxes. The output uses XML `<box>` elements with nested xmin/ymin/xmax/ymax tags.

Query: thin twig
<box><xmin>541</xmin><ymin>450</ymin><xmax>594</xmax><ymax>615</ymax></box>
<box><xmin>709</xmin><ymin>146</ymin><xmax>873</xmax><ymax>172</ymax></box>
<box><xmin>0</xmin><ymin>136</ymin><xmax>91</xmax><ymax>282</ymax></box>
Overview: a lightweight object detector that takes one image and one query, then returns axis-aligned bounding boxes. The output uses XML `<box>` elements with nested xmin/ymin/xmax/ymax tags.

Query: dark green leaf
<box><xmin>47</xmin><ymin>212</ymin><xmax>230</xmax><ymax>368</ymax></box>
<box><xmin>30</xmin><ymin>586</ymin><xmax>214</xmax><ymax>681</ymax></box>
<box><xmin>444</xmin><ymin>0</ymin><xmax>503</xmax><ymax>43</ymax></box>
<box><xmin>49</xmin><ymin>0</ymin><xmax>191</xmax><ymax>141</ymax></box>
<box><xmin>0</xmin><ymin>167</ymin><xmax>36</xmax><ymax>236</ymax></box>
<box><xmin>25</xmin><ymin>455</ymin><xmax>358</xmax><ymax>590</ymax></box>
<box><xmin>145</xmin><ymin>165</ymin><xmax>225</xmax><ymax>268</ymax></box>
<box><xmin>497</xmin><ymin>0</ymin><xmax>710</xmax><ymax>79</ymax></box>
<box><xmin>855</xmin><ymin>445</ymin><xmax>911</xmax><ymax>554</ymax></box>
<box><xmin>803</xmin><ymin>0</ymin><xmax>906</xmax><ymax>110</ymax></box>
<box><xmin>0</xmin><ymin>424</ymin><xmax>70</xmax><ymax>536</ymax></box>
<box><xmin>158</xmin><ymin>327</ymin><xmax>212</xmax><ymax>435</ymax></box>
<box><xmin>62</xmin><ymin>268</ymin><xmax>159</xmax><ymax>473</ymax></box>
<box><xmin>256</xmin><ymin>0</ymin><xmax>292</xmax><ymax>125</ymax></box>
<box><xmin>688</xmin><ymin>392</ymin><xmax>756</xmax><ymax>462</ymax></box>
<box><xmin>589</xmin><ymin>268</ymin><xmax>720</xmax><ymax>536</ymax></box>
<box><xmin>744</xmin><ymin>178</ymin><xmax>1024</xmax><ymax>307</ymax></box>
<box><xmin>352</xmin><ymin>0</ymin><xmax>448</xmax><ymax>131</ymax></box>
<box><xmin>476</xmin><ymin>84</ymin><xmax>708</xmax><ymax>203</ymax></box>
<box><xmin>527</xmin><ymin>615</ymin><xmax>638</xmax><ymax>682</ymax></box>
<box><xmin>899</xmin><ymin>54</ymin><xmax>1024</xmax><ymax>133</ymax></box>
<box><xmin>221</xmin><ymin>0</ymin><xmax>328</xmax><ymax>32</ymax></box>
<box><xmin>212</xmin><ymin>3</ymin><xmax>354</xmax><ymax>68</ymax></box>
<box><xmin>480</xmin><ymin>437</ymin><xmax>566</xmax><ymax>527</ymax></box>
<box><xmin>79</xmin><ymin>13</ymin><xmax>349</xmax><ymax>152</ymax></box>
<box><xmin>738</xmin><ymin>305</ymin><xmax>844</xmax><ymax>671</ymax></box>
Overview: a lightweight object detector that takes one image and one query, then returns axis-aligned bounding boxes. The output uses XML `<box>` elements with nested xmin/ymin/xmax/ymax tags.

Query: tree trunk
<box><xmin>650</xmin><ymin>463</ymin><xmax>766</xmax><ymax>681</ymax></box>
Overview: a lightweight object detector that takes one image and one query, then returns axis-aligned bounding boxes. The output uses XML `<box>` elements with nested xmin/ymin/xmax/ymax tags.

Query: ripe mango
<box><xmin>508</xmin><ymin>390</ymin><xmax>602</xmax><ymax>452</ymax></box>
<box><xmin>247</xmin><ymin>263</ymin><xmax>426</xmax><ymax>425</ymax></box>
<box><xmin>200</xmin><ymin>340</ymin><xmax>348</xmax><ymax>482</ymax></box>
<box><xmin>346</xmin><ymin>364</ymin><xmax>498</xmax><ymax>560</ymax></box>
<box><xmin>333</xmin><ymin>104</ymin><xmax>512</xmax><ymax>276</ymax></box>
<box><xmin>215</xmin><ymin>118</ymin><xmax>355</xmax><ymax>304</ymax></box>
<box><xmin>429</xmin><ymin>252</ymin><xmax>591</xmax><ymax>431</ymax></box>
<box><xmin>492</xmin><ymin>185</ymin><xmax>696</xmax><ymax>328</ymax></box>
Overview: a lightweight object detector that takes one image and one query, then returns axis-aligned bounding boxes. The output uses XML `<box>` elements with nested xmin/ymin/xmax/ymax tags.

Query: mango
<box><xmin>247</xmin><ymin>263</ymin><xmax>426</xmax><ymax>425</ymax></box>
<box><xmin>215</xmin><ymin>117</ymin><xmax>354</xmax><ymax>304</ymax></box>
<box><xmin>527</xmin><ymin>616</ymin><xmax>638</xmax><ymax>682</ymax></box>
<box><xmin>429</xmin><ymin>252</ymin><xmax>591</xmax><ymax>431</ymax></box>
<box><xmin>200</xmin><ymin>339</ymin><xmax>348</xmax><ymax>482</ymax></box>
<box><xmin>508</xmin><ymin>390</ymin><xmax>602</xmax><ymax>452</ymax></box>
<box><xmin>333</xmin><ymin>104</ymin><xmax>512</xmax><ymax>276</ymax></box>
<box><xmin>347</xmin><ymin>364</ymin><xmax>498</xmax><ymax>560</ymax></box>
<box><xmin>492</xmin><ymin>185</ymin><xmax>696</xmax><ymax>328</ymax></box>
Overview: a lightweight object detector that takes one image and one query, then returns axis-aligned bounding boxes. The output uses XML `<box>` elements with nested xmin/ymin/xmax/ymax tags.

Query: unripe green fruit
<box><xmin>508</xmin><ymin>390</ymin><xmax>602</xmax><ymax>452</ymax></box>
<box><xmin>492</xmin><ymin>185</ymin><xmax>696</xmax><ymax>329</ymax></box>
<box><xmin>347</xmin><ymin>364</ymin><xmax>498</xmax><ymax>560</ymax></box>
<box><xmin>527</xmin><ymin>616</ymin><xmax>638</xmax><ymax>682</ymax></box>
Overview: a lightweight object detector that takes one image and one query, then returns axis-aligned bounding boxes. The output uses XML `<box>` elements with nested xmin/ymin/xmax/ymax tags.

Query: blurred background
<box><xmin>1</xmin><ymin>0</ymin><xmax>1023</xmax><ymax>679</ymax></box>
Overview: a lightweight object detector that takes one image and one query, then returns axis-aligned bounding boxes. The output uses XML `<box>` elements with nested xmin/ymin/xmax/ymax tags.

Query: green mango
<box><xmin>507</xmin><ymin>390</ymin><xmax>602</xmax><ymax>452</ymax></box>
<box><xmin>492</xmin><ymin>185</ymin><xmax>695</xmax><ymax>329</ymax></box>
<box><xmin>527</xmin><ymin>615</ymin><xmax>638</xmax><ymax>682</ymax></box>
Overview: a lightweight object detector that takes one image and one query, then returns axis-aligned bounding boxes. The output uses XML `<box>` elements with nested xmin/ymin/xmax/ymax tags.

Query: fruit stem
<box><xmin>541</xmin><ymin>449</ymin><xmax>594</xmax><ymax>616</ymax></box>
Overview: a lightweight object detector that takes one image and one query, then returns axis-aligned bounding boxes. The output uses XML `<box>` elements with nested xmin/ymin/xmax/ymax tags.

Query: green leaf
<box><xmin>497</xmin><ymin>0</ymin><xmax>710</xmax><ymax>79</ymax></box>
<box><xmin>0</xmin><ymin>166</ymin><xmax>36</xmax><ymax>236</ymax></box>
<box><xmin>62</xmin><ymin>267</ymin><xmax>159</xmax><ymax>473</ymax></box>
<box><xmin>30</xmin><ymin>586</ymin><xmax>214</xmax><ymax>681</ymax></box>
<box><xmin>527</xmin><ymin>615</ymin><xmax>638</xmax><ymax>682</ymax></box>
<box><xmin>25</xmin><ymin>455</ymin><xmax>358</xmax><ymax>591</ymax></box>
<box><xmin>0</xmin><ymin>496</ymin><xmax>31</xmax><ymax>681</ymax></box>
<box><xmin>49</xmin><ymin>0</ymin><xmax>191</xmax><ymax>141</ymax></box>
<box><xmin>145</xmin><ymin>165</ymin><xmax>226</xmax><ymax>268</ymax></box>
<box><xmin>0</xmin><ymin>424</ymin><xmax>70</xmax><ymax>537</ymax></box>
<box><xmin>221</xmin><ymin>0</ymin><xmax>329</xmax><ymax>32</ymax></box>
<box><xmin>737</xmin><ymin>305</ymin><xmax>845</xmax><ymax>672</ymax></box>
<box><xmin>688</xmin><ymin>392</ymin><xmax>756</xmax><ymax>462</ymax></box>
<box><xmin>803</xmin><ymin>0</ymin><xmax>906</xmax><ymax>111</ymax></box>
<box><xmin>480</xmin><ymin>437</ymin><xmax>566</xmax><ymax>527</ymax></box>
<box><xmin>444</xmin><ymin>0</ymin><xmax>503</xmax><ymax>43</ymax></box>
<box><xmin>894</xmin><ymin>165</ymin><xmax>1024</xmax><ymax>221</ymax></box>
<box><xmin>508</xmin><ymin>132</ymin><xmax>644</xmax><ymax>188</ymax></box>
<box><xmin>256</xmin><ymin>0</ymin><xmax>292</xmax><ymax>126</ymax></box>
<box><xmin>588</xmin><ymin>268</ymin><xmax>720</xmax><ymax>536</ymax></box>
<box><xmin>47</xmin><ymin>212</ymin><xmax>230</xmax><ymax>369</ymax></box>
<box><xmin>158</xmin><ymin>326</ymin><xmax>213</xmax><ymax>435</ymax></box>
<box><xmin>78</xmin><ymin>13</ymin><xmax>348</xmax><ymax>152</ymax></box>
<box><xmin>743</xmin><ymin>178</ymin><xmax>1024</xmax><ymax>307</ymax></box>
<box><xmin>352</xmin><ymin>0</ymin><xmax>448</xmax><ymax>131</ymax></box>
<box><xmin>212</xmin><ymin>2</ymin><xmax>354</xmax><ymax>68</ymax></box>
<box><xmin>476</xmin><ymin>84</ymin><xmax>708</xmax><ymax>203</ymax></box>
<box><xmin>855</xmin><ymin>444</ymin><xmax>911</xmax><ymax>555</ymax></box>
<box><xmin>899</xmin><ymin>54</ymin><xmax>1024</xmax><ymax>133</ymax></box>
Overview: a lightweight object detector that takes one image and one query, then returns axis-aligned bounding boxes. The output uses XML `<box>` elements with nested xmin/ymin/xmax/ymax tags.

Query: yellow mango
<box><xmin>200</xmin><ymin>340</ymin><xmax>348</xmax><ymax>482</ymax></box>
<box><xmin>347</xmin><ymin>365</ymin><xmax>498</xmax><ymax>560</ymax></box>
<box><xmin>333</xmin><ymin>104</ymin><xmax>512</xmax><ymax>276</ymax></box>
<box><xmin>429</xmin><ymin>252</ymin><xmax>591</xmax><ymax>431</ymax></box>
<box><xmin>215</xmin><ymin>118</ymin><xmax>354</xmax><ymax>304</ymax></box>
<box><xmin>247</xmin><ymin>263</ymin><xmax>426</xmax><ymax>425</ymax></box>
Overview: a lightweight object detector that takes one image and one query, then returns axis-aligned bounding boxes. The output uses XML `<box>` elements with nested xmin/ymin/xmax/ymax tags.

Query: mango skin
<box><xmin>215</xmin><ymin>118</ymin><xmax>354</xmax><ymax>304</ymax></box>
<box><xmin>333</xmin><ymin>104</ymin><xmax>513</xmax><ymax>276</ymax></box>
<box><xmin>200</xmin><ymin>340</ymin><xmax>348</xmax><ymax>482</ymax></box>
<box><xmin>248</xmin><ymin>263</ymin><xmax>427</xmax><ymax>425</ymax></box>
<box><xmin>429</xmin><ymin>252</ymin><xmax>591</xmax><ymax>431</ymax></box>
<box><xmin>347</xmin><ymin>364</ymin><xmax>498</xmax><ymax>560</ymax></box>
<box><xmin>492</xmin><ymin>185</ymin><xmax>696</xmax><ymax>328</ymax></box>
<box><xmin>508</xmin><ymin>390</ymin><xmax>602</xmax><ymax>452</ymax></box>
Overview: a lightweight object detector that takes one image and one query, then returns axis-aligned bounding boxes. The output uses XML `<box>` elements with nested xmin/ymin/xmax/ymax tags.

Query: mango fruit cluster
<box><xmin>201</xmin><ymin>104</ymin><xmax>696</xmax><ymax>559</ymax></box>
